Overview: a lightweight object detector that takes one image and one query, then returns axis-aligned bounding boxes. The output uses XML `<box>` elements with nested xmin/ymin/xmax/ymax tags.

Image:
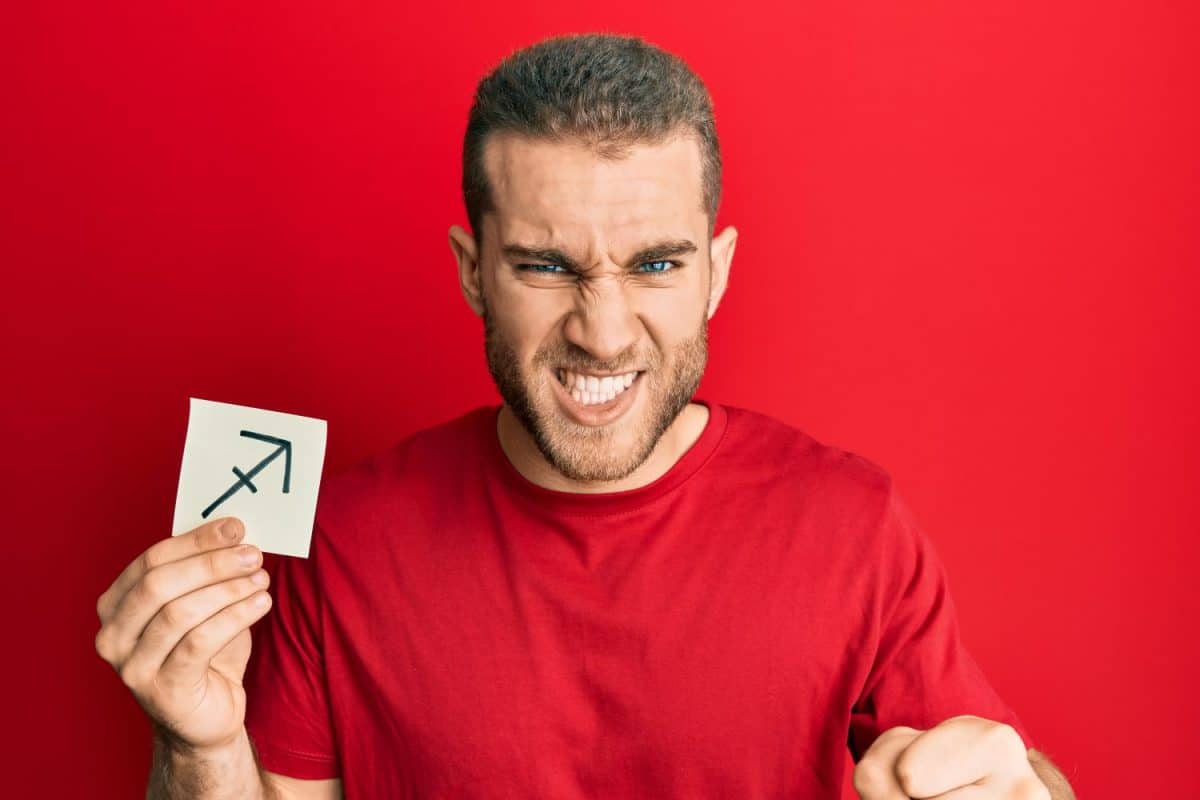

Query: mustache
<box><xmin>546</xmin><ymin>355</ymin><xmax>650</xmax><ymax>373</ymax></box>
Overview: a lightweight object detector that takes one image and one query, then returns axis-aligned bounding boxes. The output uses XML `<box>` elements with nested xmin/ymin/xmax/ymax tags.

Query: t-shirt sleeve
<box><xmin>847</xmin><ymin>481</ymin><xmax>1036</xmax><ymax>761</ymax></box>
<box><xmin>243</xmin><ymin>533</ymin><xmax>341</xmax><ymax>780</ymax></box>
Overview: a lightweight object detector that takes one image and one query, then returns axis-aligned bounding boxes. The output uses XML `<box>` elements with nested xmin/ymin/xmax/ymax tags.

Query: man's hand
<box><xmin>94</xmin><ymin>516</ymin><xmax>273</xmax><ymax>752</ymax></box>
<box><xmin>853</xmin><ymin>715</ymin><xmax>1050</xmax><ymax>799</ymax></box>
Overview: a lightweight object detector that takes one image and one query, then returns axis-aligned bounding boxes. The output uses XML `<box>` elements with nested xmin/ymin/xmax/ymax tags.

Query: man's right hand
<box><xmin>95</xmin><ymin>517</ymin><xmax>273</xmax><ymax>752</ymax></box>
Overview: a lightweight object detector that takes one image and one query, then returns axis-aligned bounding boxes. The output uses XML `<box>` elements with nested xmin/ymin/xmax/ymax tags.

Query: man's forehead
<box><xmin>481</xmin><ymin>131</ymin><xmax>707</xmax><ymax>253</ymax></box>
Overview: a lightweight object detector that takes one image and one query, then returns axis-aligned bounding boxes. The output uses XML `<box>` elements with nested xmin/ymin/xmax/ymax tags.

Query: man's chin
<box><xmin>542</xmin><ymin>447</ymin><xmax>647</xmax><ymax>484</ymax></box>
<box><xmin>537</xmin><ymin>417</ymin><xmax>633</xmax><ymax>479</ymax></box>
<box><xmin>535</xmin><ymin>409</ymin><xmax>651</xmax><ymax>483</ymax></box>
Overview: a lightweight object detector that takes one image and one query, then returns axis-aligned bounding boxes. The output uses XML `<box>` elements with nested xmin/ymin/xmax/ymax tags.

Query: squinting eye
<box><xmin>638</xmin><ymin>260</ymin><xmax>675</xmax><ymax>273</ymax></box>
<box><xmin>519</xmin><ymin>264</ymin><xmax>566</xmax><ymax>274</ymax></box>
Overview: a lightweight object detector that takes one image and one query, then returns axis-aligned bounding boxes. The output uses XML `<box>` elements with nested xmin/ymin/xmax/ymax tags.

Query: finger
<box><xmin>97</xmin><ymin>517</ymin><xmax>245</xmax><ymax>623</ymax></box>
<box><xmin>926</xmin><ymin>774</ymin><xmax>1047</xmax><ymax>800</ymax></box>
<box><xmin>159</xmin><ymin>589</ymin><xmax>273</xmax><ymax>690</ymax></box>
<box><xmin>895</xmin><ymin>715</ymin><xmax>1024</xmax><ymax>797</ymax></box>
<box><xmin>853</xmin><ymin>726</ymin><xmax>921</xmax><ymax>800</ymax></box>
<box><xmin>96</xmin><ymin>540</ymin><xmax>263</xmax><ymax>668</ymax></box>
<box><xmin>119</xmin><ymin>569</ymin><xmax>271</xmax><ymax>687</ymax></box>
<box><xmin>925</xmin><ymin>785</ymin><xmax>988</xmax><ymax>800</ymax></box>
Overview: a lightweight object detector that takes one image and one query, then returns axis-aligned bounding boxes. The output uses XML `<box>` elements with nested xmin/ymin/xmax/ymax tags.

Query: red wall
<box><xmin>4</xmin><ymin>1</ymin><xmax>1196</xmax><ymax>796</ymax></box>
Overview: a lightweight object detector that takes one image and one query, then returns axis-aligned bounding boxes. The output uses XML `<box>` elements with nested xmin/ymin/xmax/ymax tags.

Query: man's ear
<box><xmin>707</xmin><ymin>224</ymin><xmax>738</xmax><ymax>319</ymax></box>
<box><xmin>448</xmin><ymin>224</ymin><xmax>485</xmax><ymax>317</ymax></box>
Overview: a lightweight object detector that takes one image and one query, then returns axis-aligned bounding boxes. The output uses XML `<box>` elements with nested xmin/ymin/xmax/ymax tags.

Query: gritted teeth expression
<box><xmin>483</xmin><ymin>296</ymin><xmax>708</xmax><ymax>483</ymax></box>
<box><xmin>555</xmin><ymin>367</ymin><xmax>639</xmax><ymax>405</ymax></box>
<box><xmin>472</xmin><ymin>133</ymin><xmax>722</xmax><ymax>482</ymax></box>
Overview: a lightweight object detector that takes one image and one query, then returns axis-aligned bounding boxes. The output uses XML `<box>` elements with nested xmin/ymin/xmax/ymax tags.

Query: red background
<box><xmin>3</xmin><ymin>1</ymin><xmax>1196</xmax><ymax>796</ymax></box>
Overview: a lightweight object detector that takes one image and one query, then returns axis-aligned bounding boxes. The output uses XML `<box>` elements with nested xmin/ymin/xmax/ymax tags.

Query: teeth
<box><xmin>558</xmin><ymin>369</ymin><xmax>639</xmax><ymax>406</ymax></box>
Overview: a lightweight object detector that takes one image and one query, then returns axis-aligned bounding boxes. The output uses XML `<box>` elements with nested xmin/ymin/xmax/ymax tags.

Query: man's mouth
<box><xmin>556</xmin><ymin>368</ymin><xmax>641</xmax><ymax>407</ymax></box>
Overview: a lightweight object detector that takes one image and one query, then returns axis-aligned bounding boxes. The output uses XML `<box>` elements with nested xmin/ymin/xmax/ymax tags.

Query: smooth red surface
<box><xmin>2</xmin><ymin>1</ymin><xmax>1195</xmax><ymax>797</ymax></box>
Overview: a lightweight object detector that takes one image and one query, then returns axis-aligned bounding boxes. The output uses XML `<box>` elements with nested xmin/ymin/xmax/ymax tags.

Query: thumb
<box><xmin>853</xmin><ymin>726</ymin><xmax>922</xmax><ymax>799</ymax></box>
<box><xmin>210</xmin><ymin>628</ymin><xmax>253</xmax><ymax>683</ymax></box>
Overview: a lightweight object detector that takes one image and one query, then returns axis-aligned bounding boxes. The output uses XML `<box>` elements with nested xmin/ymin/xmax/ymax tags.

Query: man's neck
<box><xmin>496</xmin><ymin>402</ymin><xmax>710</xmax><ymax>494</ymax></box>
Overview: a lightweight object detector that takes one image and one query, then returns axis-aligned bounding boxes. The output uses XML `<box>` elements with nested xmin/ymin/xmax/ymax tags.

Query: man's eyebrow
<box><xmin>628</xmin><ymin>239</ymin><xmax>698</xmax><ymax>264</ymax></box>
<box><xmin>501</xmin><ymin>244</ymin><xmax>582</xmax><ymax>269</ymax></box>
<box><xmin>501</xmin><ymin>239</ymin><xmax>698</xmax><ymax>270</ymax></box>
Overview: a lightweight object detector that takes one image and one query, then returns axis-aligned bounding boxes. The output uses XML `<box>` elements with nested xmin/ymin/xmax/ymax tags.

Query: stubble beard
<box><xmin>482</xmin><ymin>295</ymin><xmax>708</xmax><ymax>483</ymax></box>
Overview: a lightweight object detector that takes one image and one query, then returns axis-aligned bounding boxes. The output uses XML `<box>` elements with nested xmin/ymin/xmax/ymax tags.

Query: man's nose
<box><xmin>563</xmin><ymin>279</ymin><xmax>640</xmax><ymax>365</ymax></box>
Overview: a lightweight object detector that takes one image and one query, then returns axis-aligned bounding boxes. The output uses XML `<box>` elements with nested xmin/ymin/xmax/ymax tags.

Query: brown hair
<box><xmin>461</xmin><ymin>33</ymin><xmax>722</xmax><ymax>245</ymax></box>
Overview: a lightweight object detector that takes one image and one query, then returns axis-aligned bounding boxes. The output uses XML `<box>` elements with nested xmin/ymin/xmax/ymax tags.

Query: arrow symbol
<box><xmin>201</xmin><ymin>430</ymin><xmax>292</xmax><ymax>519</ymax></box>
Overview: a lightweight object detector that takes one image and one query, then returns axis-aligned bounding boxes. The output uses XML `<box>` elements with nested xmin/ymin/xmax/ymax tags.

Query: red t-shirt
<box><xmin>244</xmin><ymin>400</ymin><xmax>1034</xmax><ymax>798</ymax></box>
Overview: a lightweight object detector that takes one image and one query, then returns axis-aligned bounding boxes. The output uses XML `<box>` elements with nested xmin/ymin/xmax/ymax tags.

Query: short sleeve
<box><xmin>847</xmin><ymin>483</ymin><xmax>1036</xmax><ymax>761</ymax></box>
<box><xmin>243</xmin><ymin>535</ymin><xmax>341</xmax><ymax>779</ymax></box>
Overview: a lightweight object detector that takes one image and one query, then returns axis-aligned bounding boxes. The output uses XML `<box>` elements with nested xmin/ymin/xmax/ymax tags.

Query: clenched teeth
<box><xmin>557</xmin><ymin>368</ymin><xmax>638</xmax><ymax>406</ymax></box>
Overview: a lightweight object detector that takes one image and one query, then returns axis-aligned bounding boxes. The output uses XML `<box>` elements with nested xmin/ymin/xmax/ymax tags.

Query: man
<box><xmin>95</xmin><ymin>33</ymin><xmax>1076</xmax><ymax>799</ymax></box>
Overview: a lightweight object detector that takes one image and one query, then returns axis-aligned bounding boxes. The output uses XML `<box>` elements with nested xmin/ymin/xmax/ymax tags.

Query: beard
<box><xmin>482</xmin><ymin>295</ymin><xmax>708</xmax><ymax>483</ymax></box>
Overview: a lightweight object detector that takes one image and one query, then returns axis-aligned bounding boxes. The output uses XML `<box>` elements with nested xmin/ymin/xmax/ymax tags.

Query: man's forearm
<box><xmin>146</xmin><ymin>725</ymin><xmax>270</xmax><ymax>800</ymax></box>
<box><xmin>1029</xmin><ymin>748</ymin><xmax>1077</xmax><ymax>800</ymax></box>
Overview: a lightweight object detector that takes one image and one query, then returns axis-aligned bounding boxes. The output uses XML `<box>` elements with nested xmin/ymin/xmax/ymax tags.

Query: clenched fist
<box><xmin>94</xmin><ymin>517</ymin><xmax>273</xmax><ymax>752</ymax></box>
<box><xmin>854</xmin><ymin>715</ymin><xmax>1050</xmax><ymax>800</ymax></box>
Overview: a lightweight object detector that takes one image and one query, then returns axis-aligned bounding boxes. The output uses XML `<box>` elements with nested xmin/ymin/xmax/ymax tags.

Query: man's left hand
<box><xmin>853</xmin><ymin>714</ymin><xmax>1050</xmax><ymax>799</ymax></box>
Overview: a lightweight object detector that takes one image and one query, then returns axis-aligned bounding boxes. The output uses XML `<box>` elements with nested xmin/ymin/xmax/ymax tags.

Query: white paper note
<box><xmin>172</xmin><ymin>397</ymin><xmax>328</xmax><ymax>558</ymax></box>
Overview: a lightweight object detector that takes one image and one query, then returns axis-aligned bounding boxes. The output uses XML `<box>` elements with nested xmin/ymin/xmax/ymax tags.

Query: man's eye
<box><xmin>518</xmin><ymin>263</ymin><xmax>567</xmax><ymax>274</ymax></box>
<box><xmin>517</xmin><ymin>261</ymin><xmax>677</xmax><ymax>275</ymax></box>
<box><xmin>638</xmin><ymin>260</ymin><xmax>675</xmax><ymax>274</ymax></box>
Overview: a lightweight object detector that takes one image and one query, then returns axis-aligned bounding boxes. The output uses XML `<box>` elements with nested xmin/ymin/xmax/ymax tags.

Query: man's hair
<box><xmin>462</xmin><ymin>33</ymin><xmax>722</xmax><ymax>245</ymax></box>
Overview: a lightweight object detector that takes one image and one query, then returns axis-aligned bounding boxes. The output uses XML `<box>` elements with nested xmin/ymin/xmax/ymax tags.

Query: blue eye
<box><xmin>638</xmin><ymin>260</ymin><xmax>674</xmax><ymax>273</ymax></box>
<box><xmin>518</xmin><ymin>261</ymin><xmax>676</xmax><ymax>275</ymax></box>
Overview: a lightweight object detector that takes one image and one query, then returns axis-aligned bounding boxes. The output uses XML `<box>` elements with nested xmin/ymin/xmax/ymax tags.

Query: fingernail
<box><xmin>251</xmin><ymin>570</ymin><xmax>269</xmax><ymax>586</ymax></box>
<box><xmin>238</xmin><ymin>546</ymin><xmax>260</xmax><ymax>566</ymax></box>
<box><xmin>221</xmin><ymin>519</ymin><xmax>241</xmax><ymax>540</ymax></box>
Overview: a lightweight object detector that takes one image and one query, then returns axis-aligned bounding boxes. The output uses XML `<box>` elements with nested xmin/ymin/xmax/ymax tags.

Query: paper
<box><xmin>172</xmin><ymin>397</ymin><xmax>327</xmax><ymax>558</ymax></box>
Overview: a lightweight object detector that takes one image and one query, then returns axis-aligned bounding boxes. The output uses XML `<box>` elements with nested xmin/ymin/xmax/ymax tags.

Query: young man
<box><xmin>95</xmin><ymin>33</ymin><xmax>1076</xmax><ymax>800</ymax></box>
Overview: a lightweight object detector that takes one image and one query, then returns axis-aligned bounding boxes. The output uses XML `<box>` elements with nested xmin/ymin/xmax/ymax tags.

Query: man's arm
<box><xmin>1028</xmin><ymin>748</ymin><xmax>1077</xmax><ymax>800</ymax></box>
<box><xmin>146</xmin><ymin>726</ymin><xmax>342</xmax><ymax>800</ymax></box>
<box><xmin>146</xmin><ymin>728</ymin><xmax>267</xmax><ymax>800</ymax></box>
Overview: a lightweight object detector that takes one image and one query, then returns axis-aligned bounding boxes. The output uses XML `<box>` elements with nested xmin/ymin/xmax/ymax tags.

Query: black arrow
<box><xmin>200</xmin><ymin>430</ymin><xmax>292</xmax><ymax>519</ymax></box>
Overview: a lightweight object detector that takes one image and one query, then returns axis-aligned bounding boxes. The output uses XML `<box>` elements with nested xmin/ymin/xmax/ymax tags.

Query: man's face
<box><xmin>454</xmin><ymin>132</ymin><xmax>734</xmax><ymax>483</ymax></box>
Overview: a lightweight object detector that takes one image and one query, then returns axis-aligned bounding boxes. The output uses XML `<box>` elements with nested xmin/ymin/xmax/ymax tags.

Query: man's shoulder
<box><xmin>718</xmin><ymin>401</ymin><xmax>894</xmax><ymax>499</ymax></box>
<box><xmin>716</xmin><ymin>402</ymin><xmax>903</xmax><ymax>554</ymax></box>
<box><xmin>314</xmin><ymin>404</ymin><xmax>495</xmax><ymax>527</ymax></box>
